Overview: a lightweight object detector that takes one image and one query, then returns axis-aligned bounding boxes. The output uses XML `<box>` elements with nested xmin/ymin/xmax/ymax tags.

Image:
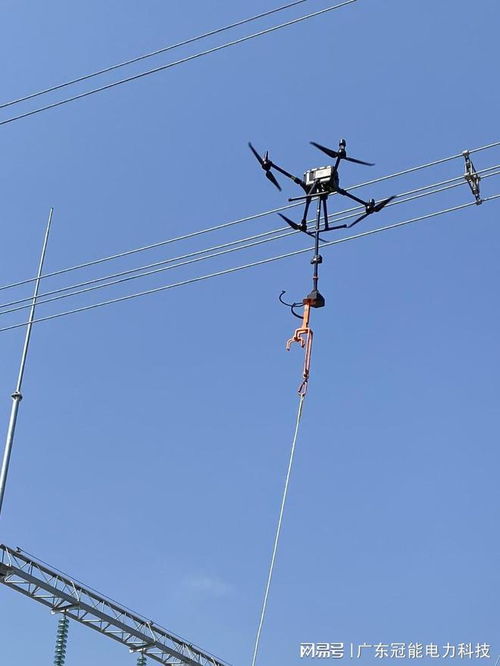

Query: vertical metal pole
<box><xmin>0</xmin><ymin>208</ymin><xmax>54</xmax><ymax>517</ymax></box>
<box><xmin>311</xmin><ymin>196</ymin><xmax>322</xmax><ymax>292</ymax></box>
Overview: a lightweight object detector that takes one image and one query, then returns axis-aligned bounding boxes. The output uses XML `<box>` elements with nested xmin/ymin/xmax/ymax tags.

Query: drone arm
<box><xmin>271</xmin><ymin>163</ymin><xmax>308</xmax><ymax>191</ymax></box>
<box><xmin>336</xmin><ymin>187</ymin><xmax>369</xmax><ymax>207</ymax></box>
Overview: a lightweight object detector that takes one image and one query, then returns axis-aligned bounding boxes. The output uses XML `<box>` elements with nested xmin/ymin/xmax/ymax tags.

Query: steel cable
<box><xmin>0</xmin><ymin>0</ymin><xmax>315</xmax><ymax>111</ymax></box>
<box><xmin>1</xmin><ymin>166</ymin><xmax>499</xmax><ymax>318</ymax></box>
<box><xmin>0</xmin><ymin>194</ymin><xmax>497</xmax><ymax>334</ymax></box>
<box><xmin>1</xmin><ymin>140</ymin><xmax>499</xmax><ymax>295</ymax></box>
<box><xmin>0</xmin><ymin>1</ymin><xmax>356</xmax><ymax>128</ymax></box>
<box><xmin>0</xmin><ymin>165</ymin><xmax>499</xmax><ymax>316</ymax></box>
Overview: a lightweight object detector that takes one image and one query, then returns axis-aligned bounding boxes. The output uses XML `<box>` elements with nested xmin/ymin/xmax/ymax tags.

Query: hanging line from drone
<box><xmin>250</xmin><ymin>192</ymin><xmax>329</xmax><ymax>666</ymax></box>
<box><xmin>250</xmin><ymin>390</ymin><xmax>305</xmax><ymax>666</ymax></box>
<box><xmin>251</xmin><ymin>191</ymin><xmax>330</xmax><ymax>666</ymax></box>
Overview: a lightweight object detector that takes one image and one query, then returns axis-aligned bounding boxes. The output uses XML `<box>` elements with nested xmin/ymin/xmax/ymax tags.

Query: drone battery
<box><xmin>304</xmin><ymin>165</ymin><xmax>334</xmax><ymax>186</ymax></box>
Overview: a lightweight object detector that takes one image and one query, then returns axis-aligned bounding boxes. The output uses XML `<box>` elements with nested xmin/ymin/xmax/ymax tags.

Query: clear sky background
<box><xmin>0</xmin><ymin>1</ymin><xmax>499</xmax><ymax>664</ymax></box>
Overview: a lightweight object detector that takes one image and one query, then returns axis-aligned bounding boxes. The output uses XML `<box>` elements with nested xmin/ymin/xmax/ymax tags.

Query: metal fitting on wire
<box><xmin>463</xmin><ymin>150</ymin><xmax>482</xmax><ymax>204</ymax></box>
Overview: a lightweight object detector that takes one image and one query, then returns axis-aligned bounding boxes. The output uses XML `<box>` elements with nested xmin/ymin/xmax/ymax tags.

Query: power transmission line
<box><xmin>1</xmin><ymin>166</ymin><xmax>499</xmax><ymax>317</ymax></box>
<box><xmin>0</xmin><ymin>0</ymin><xmax>314</xmax><ymax>111</ymax></box>
<box><xmin>1</xmin><ymin>139</ymin><xmax>499</xmax><ymax>295</ymax></box>
<box><xmin>0</xmin><ymin>194</ymin><xmax>497</xmax><ymax>334</ymax></box>
<box><xmin>345</xmin><ymin>140</ymin><xmax>500</xmax><ymax>192</ymax></box>
<box><xmin>0</xmin><ymin>0</ymin><xmax>356</xmax><ymax>128</ymax></box>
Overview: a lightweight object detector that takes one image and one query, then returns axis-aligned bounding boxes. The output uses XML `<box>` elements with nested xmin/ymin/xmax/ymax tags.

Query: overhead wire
<box><xmin>346</xmin><ymin>140</ymin><xmax>500</xmax><ymax>193</ymax></box>
<box><xmin>0</xmin><ymin>0</ymin><xmax>314</xmax><ymax>111</ymax></box>
<box><xmin>1</xmin><ymin>165</ymin><xmax>499</xmax><ymax>317</ymax></box>
<box><xmin>0</xmin><ymin>0</ymin><xmax>357</xmax><ymax>128</ymax></box>
<box><xmin>0</xmin><ymin>203</ymin><xmax>292</xmax><ymax>294</ymax></box>
<box><xmin>1</xmin><ymin>139</ymin><xmax>499</xmax><ymax>295</ymax></box>
<box><xmin>0</xmin><ymin>194</ymin><xmax>498</xmax><ymax>334</ymax></box>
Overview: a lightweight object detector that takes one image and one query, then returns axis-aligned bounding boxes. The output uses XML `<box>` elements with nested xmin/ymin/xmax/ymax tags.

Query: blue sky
<box><xmin>0</xmin><ymin>1</ymin><xmax>499</xmax><ymax>664</ymax></box>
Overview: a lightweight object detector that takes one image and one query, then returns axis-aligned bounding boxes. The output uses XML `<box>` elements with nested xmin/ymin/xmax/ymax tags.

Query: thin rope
<box><xmin>0</xmin><ymin>0</ymin><xmax>313</xmax><ymax>111</ymax></box>
<box><xmin>0</xmin><ymin>1</ymin><xmax>356</xmax><ymax>128</ymax></box>
<box><xmin>1</xmin><ymin>139</ymin><xmax>499</xmax><ymax>294</ymax></box>
<box><xmin>0</xmin><ymin>193</ymin><xmax>498</xmax><ymax>334</ymax></box>
<box><xmin>251</xmin><ymin>392</ymin><xmax>306</xmax><ymax>666</ymax></box>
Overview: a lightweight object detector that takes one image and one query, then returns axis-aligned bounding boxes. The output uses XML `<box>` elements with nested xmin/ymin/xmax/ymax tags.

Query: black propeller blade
<box><xmin>278</xmin><ymin>214</ymin><xmax>328</xmax><ymax>242</ymax></box>
<box><xmin>372</xmin><ymin>195</ymin><xmax>396</xmax><ymax>212</ymax></box>
<box><xmin>310</xmin><ymin>141</ymin><xmax>374</xmax><ymax>167</ymax></box>
<box><xmin>343</xmin><ymin>155</ymin><xmax>375</xmax><ymax>167</ymax></box>
<box><xmin>347</xmin><ymin>195</ymin><xmax>396</xmax><ymax>228</ymax></box>
<box><xmin>347</xmin><ymin>210</ymin><xmax>371</xmax><ymax>228</ymax></box>
<box><xmin>266</xmin><ymin>170</ymin><xmax>282</xmax><ymax>191</ymax></box>
<box><xmin>248</xmin><ymin>141</ymin><xmax>265</xmax><ymax>166</ymax></box>
<box><xmin>248</xmin><ymin>142</ymin><xmax>281</xmax><ymax>191</ymax></box>
<box><xmin>278</xmin><ymin>213</ymin><xmax>305</xmax><ymax>232</ymax></box>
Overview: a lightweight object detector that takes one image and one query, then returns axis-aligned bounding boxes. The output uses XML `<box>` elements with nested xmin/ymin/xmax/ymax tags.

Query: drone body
<box><xmin>248</xmin><ymin>138</ymin><xmax>394</xmax><ymax>234</ymax></box>
<box><xmin>303</xmin><ymin>164</ymin><xmax>340</xmax><ymax>192</ymax></box>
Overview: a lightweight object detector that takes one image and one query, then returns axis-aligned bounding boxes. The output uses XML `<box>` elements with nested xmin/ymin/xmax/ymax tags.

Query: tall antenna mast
<box><xmin>0</xmin><ymin>207</ymin><xmax>54</xmax><ymax>517</ymax></box>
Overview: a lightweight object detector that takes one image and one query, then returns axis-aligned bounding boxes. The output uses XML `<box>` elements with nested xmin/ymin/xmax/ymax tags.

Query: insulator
<box><xmin>53</xmin><ymin>614</ymin><xmax>70</xmax><ymax>666</ymax></box>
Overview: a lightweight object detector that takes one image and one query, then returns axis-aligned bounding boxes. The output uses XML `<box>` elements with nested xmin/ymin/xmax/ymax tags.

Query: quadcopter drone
<box><xmin>249</xmin><ymin>138</ymin><xmax>395</xmax><ymax>312</ymax></box>
<box><xmin>249</xmin><ymin>138</ymin><xmax>395</xmax><ymax>237</ymax></box>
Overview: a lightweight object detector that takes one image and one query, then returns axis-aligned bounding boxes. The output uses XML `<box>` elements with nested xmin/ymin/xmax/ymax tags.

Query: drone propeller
<box><xmin>347</xmin><ymin>195</ymin><xmax>396</xmax><ymax>228</ymax></box>
<box><xmin>372</xmin><ymin>195</ymin><xmax>396</xmax><ymax>213</ymax></box>
<box><xmin>248</xmin><ymin>141</ymin><xmax>265</xmax><ymax>167</ymax></box>
<box><xmin>278</xmin><ymin>213</ymin><xmax>306</xmax><ymax>232</ymax></box>
<box><xmin>310</xmin><ymin>140</ymin><xmax>375</xmax><ymax>167</ymax></box>
<box><xmin>248</xmin><ymin>142</ymin><xmax>282</xmax><ymax>191</ymax></box>
<box><xmin>265</xmin><ymin>170</ymin><xmax>281</xmax><ymax>191</ymax></box>
<box><xmin>278</xmin><ymin>213</ymin><xmax>328</xmax><ymax>242</ymax></box>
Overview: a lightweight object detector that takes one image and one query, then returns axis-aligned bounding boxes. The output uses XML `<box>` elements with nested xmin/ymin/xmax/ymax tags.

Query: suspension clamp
<box><xmin>462</xmin><ymin>150</ymin><xmax>482</xmax><ymax>205</ymax></box>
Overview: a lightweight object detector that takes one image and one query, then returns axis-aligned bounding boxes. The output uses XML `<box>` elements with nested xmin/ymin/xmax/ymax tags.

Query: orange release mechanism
<box><xmin>286</xmin><ymin>299</ymin><xmax>314</xmax><ymax>396</ymax></box>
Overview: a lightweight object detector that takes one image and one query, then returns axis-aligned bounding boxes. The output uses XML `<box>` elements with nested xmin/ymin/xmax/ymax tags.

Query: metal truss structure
<box><xmin>0</xmin><ymin>544</ymin><xmax>229</xmax><ymax>666</ymax></box>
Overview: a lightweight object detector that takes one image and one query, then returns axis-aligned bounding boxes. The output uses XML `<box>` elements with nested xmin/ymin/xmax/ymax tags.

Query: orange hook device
<box><xmin>286</xmin><ymin>299</ymin><xmax>314</xmax><ymax>396</ymax></box>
